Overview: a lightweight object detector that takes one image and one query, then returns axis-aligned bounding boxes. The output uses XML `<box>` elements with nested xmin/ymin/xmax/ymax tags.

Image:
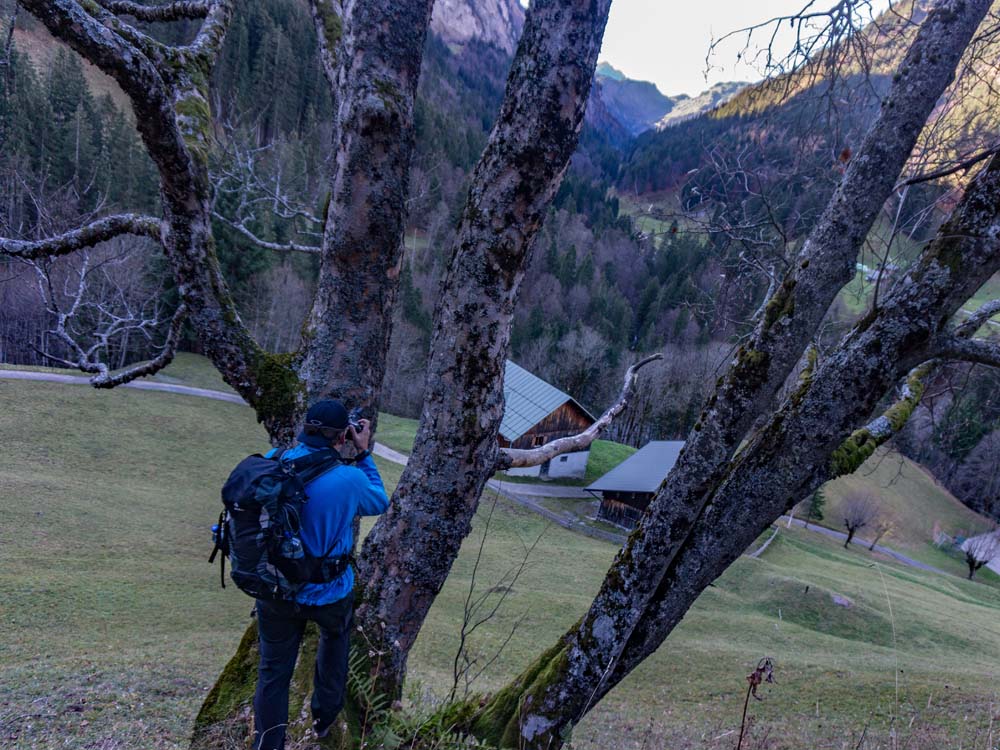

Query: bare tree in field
<box><xmin>867</xmin><ymin>514</ymin><xmax>894</xmax><ymax>551</ymax></box>
<box><xmin>963</xmin><ymin>531</ymin><xmax>999</xmax><ymax>580</ymax></box>
<box><xmin>5</xmin><ymin>0</ymin><xmax>1000</xmax><ymax>748</ymax></box>
<box><xmin>842</xmin><ymin>491</ymin><xmax>879</xmax><ymax>548</ymax></box>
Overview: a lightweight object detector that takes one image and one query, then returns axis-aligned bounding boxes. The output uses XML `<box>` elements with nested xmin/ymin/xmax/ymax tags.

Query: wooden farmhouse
<box><xmin>499</xmin><ymin>361</ymin><xmax>596</xmax><ymax>480</ymax></box>
<box><xmin>586</xmin><ymin>440</ymin><xmax>685</xmax><ymax>528</ymax></box>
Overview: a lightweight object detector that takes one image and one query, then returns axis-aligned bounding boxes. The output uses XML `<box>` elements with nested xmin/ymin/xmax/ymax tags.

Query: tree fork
<box><xmin>193</xmin><ymin>0</ymin><xmax>435</xmax><ymax>740</ymax></box>
<box><xmin>564</xmin><ymin>152</ymin><xmax>1000</xmax><ymax>737</ymax></box>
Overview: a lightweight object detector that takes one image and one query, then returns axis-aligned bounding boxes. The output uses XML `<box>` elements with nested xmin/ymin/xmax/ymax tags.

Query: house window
<box><xmin>559</xmin><ymin>456</ymin><xmax>568</xmax><ymax>462</ymax></box>
<box><xmin>533</xmin><ymin>435</ymin><xmax>546</xmax><ymax>446</ymax></box>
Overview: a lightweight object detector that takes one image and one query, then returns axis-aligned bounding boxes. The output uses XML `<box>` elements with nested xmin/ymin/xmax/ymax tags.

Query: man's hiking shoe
<box><xmin>313</xmin><ymin>718</ymin><xmax>332</xmax><ymax>739</ymax></box>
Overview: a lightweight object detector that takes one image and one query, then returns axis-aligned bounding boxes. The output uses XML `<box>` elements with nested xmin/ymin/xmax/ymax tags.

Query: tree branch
<box><xmin>97</xmin><ymin>0</ymin><xmax>210</xmax><ymax>20</ymax></box>
<box><xmin>955</xmin><ymin>299</ymin><xmax>1000</xmax><ymax>337</ymax></box>
<box><xmin>16</xmin><ymin>0</ymin><xmax>169</xmax><ymax>115</ymax></box>
<box><xmin>185</xmin><ymin>0</ymin><xmax>233</xmax><ymax>61</ymax></box>
<box><xmin>91</xmin><ymin>302</ymin><xmax>188</xmax><ymax>387</ymax></box>
<box><xmin>309</xmin><ymin>0</ymin><xmax>342</xmax><ymax>88</ymax></box>
<box><xmin>0</xmin><ymin>214</ymin><xmax>162</xmax><ymax>259</ymax></box>
<box><xmin>936</xmin><ymin>336</ymin><xmax>1000</xmax><ymax>369</ymax></box>
<box><xmin>496</xmin><ymin>354</ymin><xmax>662</xmax><ymax>470</ymax></box>
<box><xmin>896</xmin><ymin>144</ymin><xmax>1000</xmax><ymax>189</ymax></box>
<box><xmin>830</xmin><ymin>361</ymin><xmax>933</xmax><ymax>477</ymax></box>
<box><xmin>211</xmin><ymin>211</ymin><xmax>320</xmax><ymax>254</ymax></box>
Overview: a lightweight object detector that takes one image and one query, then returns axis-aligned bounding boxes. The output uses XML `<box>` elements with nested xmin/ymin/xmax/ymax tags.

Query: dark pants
<box><xmin>253</xmin><ymin>596</ymin><xmax>353</xmax><ymax>750</ymax></box>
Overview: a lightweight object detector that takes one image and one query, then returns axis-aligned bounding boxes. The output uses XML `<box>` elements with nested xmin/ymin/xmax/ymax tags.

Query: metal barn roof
<box><xmin>585</xmin><ymin>440</ymin><xmax>686</xmax><ymax>494</ymax></box>
<box><xmin>500</xmin><ymin>360</ymin><xmax>594</xmax><ymax>442</ymax></box>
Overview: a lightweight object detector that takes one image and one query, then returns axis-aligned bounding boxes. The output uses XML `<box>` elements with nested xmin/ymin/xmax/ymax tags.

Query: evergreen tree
<box><xmin>805</xmin><ymin>488</ymin><xmax>826</xmax><ymax>528</ymax></box>
<box><xmin>45</xmin><ymin>49</ymin><xmax>99</xmax><ymax>191</ymax></box>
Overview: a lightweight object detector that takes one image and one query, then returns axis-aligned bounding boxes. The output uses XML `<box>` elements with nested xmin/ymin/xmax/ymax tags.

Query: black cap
<box><xmin>304</xmin><ymin>399</ymin><xmax>349</xmax><ymax>430</ymax></box>
<box><xmin>298</xmin><ymin>399</ymin><xmax>350</xmax><ymax>448</ymax></box>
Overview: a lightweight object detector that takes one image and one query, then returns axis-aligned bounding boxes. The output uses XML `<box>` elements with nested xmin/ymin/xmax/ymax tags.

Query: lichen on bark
<box><xmin>250</xmin><ymin>350</ymin><xmax>305</xmax><ymax>435</ymax></box>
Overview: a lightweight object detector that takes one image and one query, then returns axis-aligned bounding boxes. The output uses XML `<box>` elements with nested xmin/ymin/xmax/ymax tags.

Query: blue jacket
<box><xmin>267</xmin><ymin>436</ymin><xmax>389</xmax><ymax>605</ymax></box>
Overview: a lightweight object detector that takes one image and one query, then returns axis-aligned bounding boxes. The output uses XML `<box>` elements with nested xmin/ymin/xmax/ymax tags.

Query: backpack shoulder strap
<box><xmin>297</xmin><ymin>454</ymin><xmax>342</xmax><ymax>485</ymax></box>
<box><xmin>288</xmin><ymin>449</ymin><xmax>341</xmax><ymax>484</ymax></box>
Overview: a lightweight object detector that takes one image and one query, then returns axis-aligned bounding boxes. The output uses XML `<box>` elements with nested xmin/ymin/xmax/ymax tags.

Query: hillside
<box><xmin>621</xmin><ymin>1</ymin><xmax>999</xmax><ymax>199</ymax></box>
<box><xmin>815</xmin><ymin>448</ymin><xmax>998</xmax><ymax>578</ymax></box>
<box><xmin>11</xmin><ymin>17</ymin><xmax>129</xmax><ymax>109</ymax></box>
<box><xmin>3</xmin><ymin>364</ymin><xmax>1000</xmax><ymax>747</ymax></box>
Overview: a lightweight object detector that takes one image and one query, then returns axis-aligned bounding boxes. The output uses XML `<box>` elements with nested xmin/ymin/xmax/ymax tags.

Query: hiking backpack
<box><xmin>209</xmin><ymin>448</ymin><xmax>352</xmax><ymax>600</ymax></box>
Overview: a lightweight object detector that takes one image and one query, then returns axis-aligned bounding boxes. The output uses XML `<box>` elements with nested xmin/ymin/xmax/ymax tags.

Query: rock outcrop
<box><xmin>430</xmin><ymin>0</ymin><xmax>525</xmax><ymax>54</ymax></box>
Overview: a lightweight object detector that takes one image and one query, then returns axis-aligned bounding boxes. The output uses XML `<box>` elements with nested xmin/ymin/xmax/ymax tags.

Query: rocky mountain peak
<box><xmin>430</xmin><ymin>0</ymin><xmax>526</xmax><ymax>55</ymax></box>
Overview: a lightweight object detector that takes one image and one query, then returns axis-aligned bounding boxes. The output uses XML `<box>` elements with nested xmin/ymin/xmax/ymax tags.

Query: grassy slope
<box><xmin>3</xmin><ymin>373</ymin><xmax>1000</xmax><ymax>748</ymax></box>
<box><xmin>816</xmin><ymin>448</ymin><xmax>998</xmax><ymax>580</ymax></box>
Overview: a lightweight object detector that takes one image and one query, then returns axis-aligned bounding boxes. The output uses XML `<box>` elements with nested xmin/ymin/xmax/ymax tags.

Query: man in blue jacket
<box><xmin>254</xmin><ymin>399</ymin><xmax>389</xmax><ymax>750</ymax></box>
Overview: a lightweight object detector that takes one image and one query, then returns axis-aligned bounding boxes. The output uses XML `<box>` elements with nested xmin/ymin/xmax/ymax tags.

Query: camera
<box><xmin>348</xmin><ymin>406</ymin><xmax>364</xmax><ymax>431</ymax></box>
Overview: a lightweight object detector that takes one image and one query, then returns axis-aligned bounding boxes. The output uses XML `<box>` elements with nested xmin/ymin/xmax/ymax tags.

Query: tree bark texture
<box><xmin>464</xmin><ymin>2</ymin><xmax>995</xmax><ymax>746</ymax></box>
<box><xmin>298</xmin><ymin>0</ymin><xmax>434</xmax><ymax>413</ymax></box>
<box><xmin>354</xmin><ymin>0</ymin><xmax>612</xmax><ymax>695</ymax></box>
<box><xmin>192</xmin><ymin>0</ymin><xmax>435</xmax><ymax>743</ymax></box>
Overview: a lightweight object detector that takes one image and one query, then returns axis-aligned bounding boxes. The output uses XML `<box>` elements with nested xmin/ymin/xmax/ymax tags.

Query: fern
<box><xmin>346</xmin><ymin>648</ymin><xmax>500</xmax><ymax>749</ymax></box>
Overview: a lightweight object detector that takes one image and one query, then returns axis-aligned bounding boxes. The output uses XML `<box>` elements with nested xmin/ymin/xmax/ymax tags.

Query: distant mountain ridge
<box><xmin>655</xmin><ymin>81</ymin><xmax>748</xmax><ymax>128</ymax></box>
<box><xmin>592</xmin><ymin>62</ymin><xmax>746</xmax><ymax>136</ymax></box>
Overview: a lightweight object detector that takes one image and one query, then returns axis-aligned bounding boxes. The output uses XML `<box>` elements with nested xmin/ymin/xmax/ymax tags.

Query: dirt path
<box><xmin>778</xmin><ymin>515</ymin><xmax>951</xmax><ymax>576</ymax></box>
<box><xmin>0</xmin><ymin>369</ymin><xmax>246</xmax><ymax>404</ymax></box>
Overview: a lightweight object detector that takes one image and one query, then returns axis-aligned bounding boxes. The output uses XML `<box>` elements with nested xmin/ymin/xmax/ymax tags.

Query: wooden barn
<box><xmin>585</xmin><ymin>440</ymin><xmax>685</xmax><ymax>528</ymax></box>
<box><xmin>499</xmin><ymin>361</ymin><xmax>596</xmax><ymax>479</ymax></box>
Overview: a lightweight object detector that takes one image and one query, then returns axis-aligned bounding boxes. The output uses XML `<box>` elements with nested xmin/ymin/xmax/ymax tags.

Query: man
<box><xmin>253</xmin><ymin>399</ymin><xmax>389</xmax><ymax>750</ymax></box>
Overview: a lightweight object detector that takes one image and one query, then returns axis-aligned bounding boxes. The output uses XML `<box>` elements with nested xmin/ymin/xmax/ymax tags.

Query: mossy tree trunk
<box><xmin>7</xmin><ymin>0</ymin><xmax>431</xmax><ymax>745</ymax></box>
<box><xmin>449</xmin><ymin>2</ymin><xmax>998</xmax><ymax>745</ymax></box>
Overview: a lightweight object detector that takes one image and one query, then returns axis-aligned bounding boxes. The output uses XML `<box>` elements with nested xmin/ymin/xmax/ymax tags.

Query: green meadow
<box><xmin>2</xmin><ymin>363</ymin><xmax>999</xmax><ymax>749</ymax></box>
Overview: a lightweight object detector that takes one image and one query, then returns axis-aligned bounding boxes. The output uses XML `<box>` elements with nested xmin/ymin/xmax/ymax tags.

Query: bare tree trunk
<box><xmin>355</xmin><ymin>0</ymin><xmax>613</xmax><ymax>696</ymax></box>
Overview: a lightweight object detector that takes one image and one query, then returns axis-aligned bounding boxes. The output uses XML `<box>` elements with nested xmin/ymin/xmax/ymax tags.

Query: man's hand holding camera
<box><xmin>348</xmin><ymin>419</ymin><xmax>371</xmax><ymax>453</ymax></box>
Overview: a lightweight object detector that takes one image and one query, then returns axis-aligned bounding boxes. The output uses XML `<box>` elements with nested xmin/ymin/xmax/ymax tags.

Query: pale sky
<box><xmin>598</xmin><ymin>1</ymin><xmax>892</xmax><ymax>97</ymax></box>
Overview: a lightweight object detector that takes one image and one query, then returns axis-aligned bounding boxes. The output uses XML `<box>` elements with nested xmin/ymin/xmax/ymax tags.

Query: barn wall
<box><xmin>507</xmin><ymin>401</ymin><xmax>594</xmax><ymax>450</ymax></box>
<box><xmin>545</xmin><ymin>449</ymin><xmax>589</xmax><ymax>478</ymax></box>
<box><xmin>596</xmin><ymin>491</ymin><xmax>654</xmax><ymax>528</ymax></box>
<box><xmin>597</xmin><ymin>499</ymin><xmax>642</xmax><ymax>528</ymax></box>
<box><xmin>503</xmin><ymin>449</ymin><xmax>590</xmax><ymax>479</ymax></box>
<box><xmin>503</xmin><ymin>463</ymin><xmax>542</xmax><ymax>477</ymax></box>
